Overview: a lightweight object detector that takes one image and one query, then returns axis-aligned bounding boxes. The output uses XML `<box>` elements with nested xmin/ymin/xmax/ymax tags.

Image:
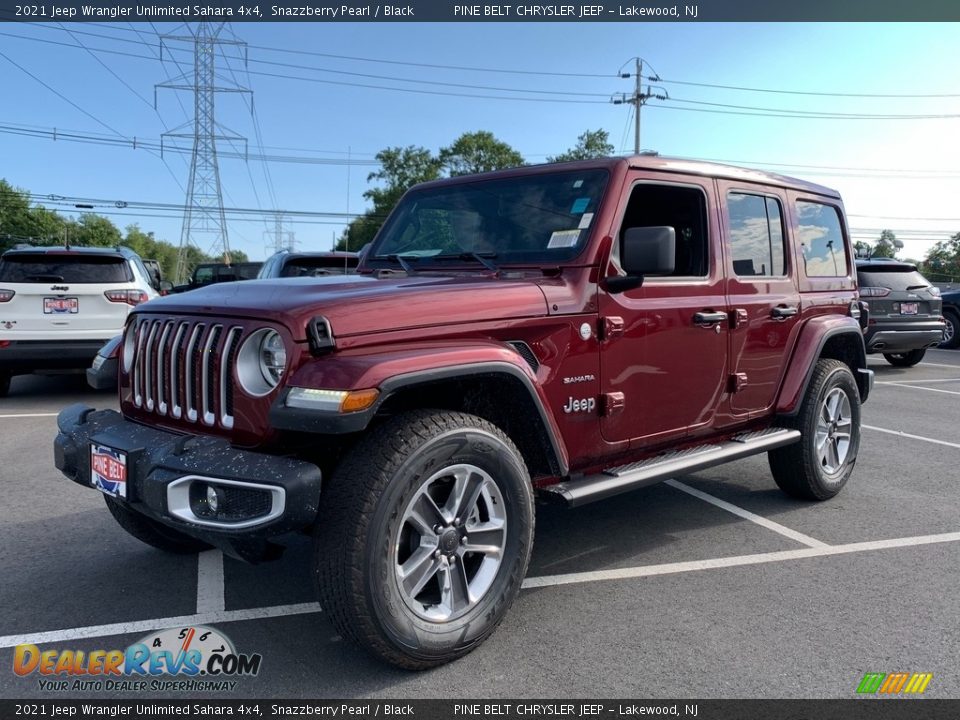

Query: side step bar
<box><xmin>543</xmin><ymin>428</ymin><xmax>801</xmax><ymax>507</ymax></box>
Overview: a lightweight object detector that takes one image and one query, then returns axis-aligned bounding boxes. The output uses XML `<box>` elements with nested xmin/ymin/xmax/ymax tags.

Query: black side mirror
<box><xmin>607</xmin><ymin>226</ymin><xmax>676</xmax><ymax>293</ymax></box>
<box><xmin>158</xmin><ymin>280</ymin><xmax>173</xmax><ymax>295</ymax></box>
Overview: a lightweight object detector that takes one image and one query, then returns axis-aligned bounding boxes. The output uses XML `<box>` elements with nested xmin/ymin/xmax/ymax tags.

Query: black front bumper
<box><xmin>54</xmin><ymin>404</ymin><xmax>322</xmax><ymax>561</ymax></box>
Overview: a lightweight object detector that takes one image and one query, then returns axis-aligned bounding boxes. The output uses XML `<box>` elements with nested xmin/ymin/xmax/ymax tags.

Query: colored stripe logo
<box><xmin>857</xmin><ymin>672</ymin><xmax>933</xmax><ymax>694</ymax></box>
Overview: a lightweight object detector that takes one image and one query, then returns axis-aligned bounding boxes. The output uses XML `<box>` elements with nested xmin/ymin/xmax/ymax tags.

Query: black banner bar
<box><xmin>1</xmin><ymin>0</ymin><xmax>959</xmax><ymax>22</ymax></box>
<box><xmin>1</xmin><ymin>700</ymin><xmax>958</xmax><ymax>720</ymax></box>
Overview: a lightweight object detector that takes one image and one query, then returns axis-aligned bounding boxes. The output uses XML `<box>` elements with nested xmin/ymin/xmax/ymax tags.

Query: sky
<box><xmin>1</xmin><ymin>21</ymin><xmax>959</xmax><ymax>266</ymax></box>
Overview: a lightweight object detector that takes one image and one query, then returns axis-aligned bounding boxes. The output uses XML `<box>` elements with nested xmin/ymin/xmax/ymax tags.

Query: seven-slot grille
<box><xmin>130</xmin><ymin>318</ymin><xmax>244</xmax><ymax>430</ymax></box>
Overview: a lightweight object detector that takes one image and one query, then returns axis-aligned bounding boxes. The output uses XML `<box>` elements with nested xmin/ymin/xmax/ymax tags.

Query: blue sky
<box><xmin>1</xmin><ymin>21</ymin><xmax>958</xmax><ymax>263</ymax></box>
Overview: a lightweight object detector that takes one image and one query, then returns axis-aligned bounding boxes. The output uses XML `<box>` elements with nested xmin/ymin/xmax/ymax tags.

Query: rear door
<box><xmin>0</xmin><ymin>252</ymin><xmax>136</xmax><ymax>338</ymax></box>
<box><xmin>717</xmin><ymin>182</ymin><xmax>802</xmax><ymax>416</ymax></box>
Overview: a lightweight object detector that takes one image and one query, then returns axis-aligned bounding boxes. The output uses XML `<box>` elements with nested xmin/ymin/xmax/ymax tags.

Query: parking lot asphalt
<box><xmin>1</xmin><ymin>350</ymin><xmax>958</xmax><ymax>699</ymax></box>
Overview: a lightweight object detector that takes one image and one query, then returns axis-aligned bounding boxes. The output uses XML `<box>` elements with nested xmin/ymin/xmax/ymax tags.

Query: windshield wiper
<box><xmin>435</xmin><ymin>252</ymin><xmax>499</xmax><ymax>273</ymax></box>
<box><xmin>383</xmin><ymin>254</ymin><xmax>417</xmax><ymax>276</ymax></box>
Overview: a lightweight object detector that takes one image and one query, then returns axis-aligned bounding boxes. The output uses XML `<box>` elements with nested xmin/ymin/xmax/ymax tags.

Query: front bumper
<box><xmin>864</xmin><ymin>320</ymin><xmax>945</xmax><ymax>353</ymax></box>
<box><xmin>54</xmin><ymin>404</ymin><xmax>322</xmax><ymax>561</ymax></box>
<box><xmin>0</xmin><ymin>340</ymin><xmax>108</xmax><ymax>373</ymax></box>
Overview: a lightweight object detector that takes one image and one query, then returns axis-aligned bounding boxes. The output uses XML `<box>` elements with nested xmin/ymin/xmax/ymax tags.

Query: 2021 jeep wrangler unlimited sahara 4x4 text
<box><xmin>54</xmin><ymin>156</ymin><xmax>873</xmax><ymax>669</ymax></box>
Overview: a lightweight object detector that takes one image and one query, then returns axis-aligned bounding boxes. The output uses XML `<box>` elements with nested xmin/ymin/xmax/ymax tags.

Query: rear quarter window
<box><xmin>796</xmin><ymin>201</ymin><xmax>849</xmax><ymax>278</ymax></box>
<box><xmin>0</xmin><ymin>254</ymin><xmax>132</xmax><ymax>283</ymax></box>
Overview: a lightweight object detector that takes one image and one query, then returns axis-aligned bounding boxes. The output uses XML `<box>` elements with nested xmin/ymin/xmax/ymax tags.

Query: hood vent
<box><xmin>507</xmin><ymin>341</ymin><xmax>540</xmax><ymax>372</ymax></box>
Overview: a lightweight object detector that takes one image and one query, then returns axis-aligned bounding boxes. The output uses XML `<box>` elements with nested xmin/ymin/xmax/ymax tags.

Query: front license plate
<box><xmin>44</xmin><ymin>297</ymin><xmax>78</xmax><ymax>314</ymax></box>
<box><xmin>901</xmin><ymin>302</ymin><xmax>919</xmax><ymax>315</ymax></box>
<box><xmin>90</xmin><ymin>444</ymin><xmax>127</xmax><ymax>498</ymax></box>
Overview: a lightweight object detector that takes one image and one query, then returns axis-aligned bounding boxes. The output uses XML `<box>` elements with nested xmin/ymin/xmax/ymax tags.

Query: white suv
<box><xmin>0</xmin><ymin>246</ymin><xmax>158</xmax><ymax>396</ymax></box>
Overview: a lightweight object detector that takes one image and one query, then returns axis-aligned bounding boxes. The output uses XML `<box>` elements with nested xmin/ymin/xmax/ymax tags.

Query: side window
<box><xmin>727</xmin><ymin>193</ymin><xmax>787</xmax><ymax>277</ymax></box>
<box><xmin>619</xmin><ymin>184</ymin><xmax>709</xmax><ymax>277</ymax></box>
<box><xmin>796</xmin><ymin>201</ymin><xmax>849</xmax><ymax>278</ymax></box>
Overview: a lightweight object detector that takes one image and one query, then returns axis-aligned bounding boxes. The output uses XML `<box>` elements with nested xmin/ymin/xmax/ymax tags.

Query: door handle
<box><xmin>771</xmin><ymin>306</ymin><xmax>798</xmax><ymax>320</ymax></box>
<box><xmin>693</xmin><ymin>311</ymin><xmax>727</xmax><ymax>326</ymax></box>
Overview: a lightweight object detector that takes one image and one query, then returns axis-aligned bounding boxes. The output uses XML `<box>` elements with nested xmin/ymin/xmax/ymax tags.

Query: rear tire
<box><xmin>0</xmin><ymin>373</ymin><xmax>10</xmax><ymax>397</ymax></box>
<box><xmin>883</xmin><ymin>349</ymin><xmax>926</xmax><ymax>367</ymax></box>
<box><xmin>940</xmin><ymin>309</ymin><xmax>960</xmax><ymax>349</ymax></box>
<box><xmin>314</xmin><ymin>409</ymin><xmax>534</xmax><ymax>670</ymax></box>
<box><xmin>104</xmin><ymin>496</ymin><xmax>212</xmax><ymax>554</ymax></box>
<box><xmin>769</xmin><ymin>359</ymin><xmax>861</xmax><ymax>500</ymax></box>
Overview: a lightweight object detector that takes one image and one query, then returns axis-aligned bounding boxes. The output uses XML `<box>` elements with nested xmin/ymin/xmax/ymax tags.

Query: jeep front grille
<box><xmin>130</xmin><ymin>318</ymin><xmax>244</xmax><ymax>430</ymax></box>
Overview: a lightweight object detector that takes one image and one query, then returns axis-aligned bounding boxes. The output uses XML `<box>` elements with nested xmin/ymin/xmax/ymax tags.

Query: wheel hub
<box><xmin>439</xmin><ymin>528</ymin><xmax>460</xmax><ymax>554</ymax></box>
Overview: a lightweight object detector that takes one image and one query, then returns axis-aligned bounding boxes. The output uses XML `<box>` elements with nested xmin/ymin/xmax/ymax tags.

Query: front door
<box><xmin>599</xmin><ymin>176</ymin><xmax>729</xmax><ymax>448</ymax></box>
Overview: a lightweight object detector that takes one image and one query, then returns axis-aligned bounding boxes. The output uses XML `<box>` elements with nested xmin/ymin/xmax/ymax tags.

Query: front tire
<box><xmin>315</xmin><ymin>410</ymin><xmax>535</xmax><ymax>669</ymax></box>
<box><xmin>103</xmin><ymin>496</ymin><xmax>212</xmax><ymax>554</ymax></box>
<box><xmin>883</xmin><ymin>349</ymin><xmax>926</xmax><ymax>367</ymax></box>
<box><xmin>769</xmin><ymin>359</ymin><xmax>861</xmax><ymax>500</ymax></box>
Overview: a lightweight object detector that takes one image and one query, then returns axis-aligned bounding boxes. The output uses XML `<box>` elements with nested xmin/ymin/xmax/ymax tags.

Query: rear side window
<box><xmin>0</xmin><ymin>254</ymin><xmax>132</xmax><ymax>283</ymax></box>
<box><xmin>727</xmin><ymin>193</ymin><xmax>787</xmax><ymax>277</ymax></box>
<box><xmin>858</xmin><ymin>268</ymin><xmax>932</xmax><ymax>292</ymax></box>
<box><xmin>796</xmin><ymin>201</ymin><xmax>849</xmax><ymax>278</ymax></box>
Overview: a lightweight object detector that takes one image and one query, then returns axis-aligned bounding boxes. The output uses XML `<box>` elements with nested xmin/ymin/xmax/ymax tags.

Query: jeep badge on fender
<box><xmin>54</xmin><ymin>155</ymin><xmax>873</xmax><ymax>669</ymax></box>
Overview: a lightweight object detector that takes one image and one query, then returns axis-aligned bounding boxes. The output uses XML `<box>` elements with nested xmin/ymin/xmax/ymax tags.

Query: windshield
<box><xmin>370</xmin><ymin>169</ymin><xmax>609</xmax><ymax>265</ymax></box>
<box><xmin>858</xmin><ymin>267</ymin><xmax>933</xmax><ymax>292</ymax></box>
<box><xmin>0</xmin><ymin>253</ymin><xmax>132</xmax><ymax>283</ymax></box>
<box><xmin>281</xmin><ymin>256</ymin><xmax>358</xmax><ymax>277</ymax></box>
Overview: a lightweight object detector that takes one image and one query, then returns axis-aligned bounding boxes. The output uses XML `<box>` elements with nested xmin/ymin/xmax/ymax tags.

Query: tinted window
<box><xmin>858</xmin><ymin>268</ymin><xmax>932</xmax><ymax>292</ymax></box>
<box><xmin>797</xmin><ymin>201</ymin><xmax>848</xmax><ymax>278</ymax></box>
<box><xmin>372</xmin><ymin>169</ymin><xmax>609</xmax><ymax>264</ymax></box>
<box><xmin>727</xmin><ymin>193</ymin><xmax>787</xmax><ymax>277</ymax></box>
<box><xmin>280</xmin><ymin>257</ymin><xmax>358</xmax><ymax>277</ymax></box>
<box><xmin>619</xmin><ymin>184</ymin><xmax>709</xmax><ymax>277</ymax></box>
<box><xmin>0</xmin><ymin>254</ymin><xmax>132</xmax><ymax>283</ymax></box>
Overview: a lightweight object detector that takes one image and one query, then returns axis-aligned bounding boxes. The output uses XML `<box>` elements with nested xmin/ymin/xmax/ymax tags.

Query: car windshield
<box><xmin>370</xmin><ymin>168</ymin><xmax>609</xmax><ymax>265</ymax></box>
<box><xmin>0</xmin><ymin>253</ymin><xmax>132</xmax><ymax>283</ymax></box>
<box><xmin>281</xmin><ymin>257</ymin><xmax>357</xmax><ymax>277</ymax></box>
<box><xmin>858</xmin><ymin>267</ymin><xmax>932</xmax><ymax>292</ymax></box>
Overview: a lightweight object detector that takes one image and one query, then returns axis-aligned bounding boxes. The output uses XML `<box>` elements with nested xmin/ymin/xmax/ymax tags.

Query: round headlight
<box><xmin>260</xmin><ymin>330</ymin><xmax>287</xmax><ymax>385</ymax></box>
<box><xmin>237</xmin><ymin>328</ymin><xmax>287</xmax><ymax>397</ymax></box>
<box><xmin>122</xmin><ymin>323</ymin><xmax>136</xmax><ymax>373</ymax></box>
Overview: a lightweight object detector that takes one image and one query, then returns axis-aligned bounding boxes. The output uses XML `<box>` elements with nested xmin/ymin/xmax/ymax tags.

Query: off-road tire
<box><xmin>314</xmin><ymin>409</ymin><xmax>535</xmax><ymax>670</ymax></box>
<box><xmin>883</xmin><ymin>349</ymin><xmax>927</xmax><ymax>367</ymax></box>
<box><xmin>0</xmin><ymin>373</ymin><xmax>10</xmax><ymax>397</ymax></box>
<box><xmin>939</xmin><ymin>309</ymin><xmax>959</xmax><ymax>349</ymax></box>
<box><xmin>104</xmin><ymin>495</ymin><xmax>212</xmax><ymax>554</ymax></box>
<box><xmin>768</xmin><ymin>359</ymin><xmax>861</xmax><ymax>500</ymax></box>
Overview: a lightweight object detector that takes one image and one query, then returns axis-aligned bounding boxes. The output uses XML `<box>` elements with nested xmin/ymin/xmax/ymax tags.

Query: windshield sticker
<box><xmin>570</xmin><ymin>197</ymin><xmax>590</xmax><ymax>214</ymax></box>
<box><xmin>573</xmin><ymin>179</ymin><xmax>584</xmax><ymax>188</ymax></box>
<box><xmin>578</xmin><ymin>213</ymin><xmax>594</xmax><ymax>230</ymax></box>
<box><xmin>547</xmin><ymin>230</ymin><xmax>582</xmax><ymax>249</ymax></box>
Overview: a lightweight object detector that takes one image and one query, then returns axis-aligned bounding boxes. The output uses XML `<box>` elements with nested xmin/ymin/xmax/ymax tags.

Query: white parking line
<box><xmin>664</xmin><ymin>479</ymin><xmax>828</xmax><ymax>548</ymax></box>
<box><xmin>0</xmin><ymin>413</ymin><xmax>58</xmax><ymax>419</ymax></box>
<box><xmin>917</xmin><ymin>361</ymin><xmax>960</xmax><ymax>369</ymax></box>
<box><xmin>521</xmin><ymin>530</ymin><xmax>960</xmax><ymax>589</ymax></box>
<box><xmin>4</xmin><ymin>529</ymin><xmax>959</xmax><ymax>648</ymax></box>
<box><xmin>864</xmin><ymin>425</ymin><xmax>960</xmax><ymax>451</ymax></box>
<box><xmin>877</xmin><ymin>377</ymin><xmax>960</xmax><ymax>384</ymax></box>
<box><xmin>876</xmin><ymin>383</ymin><xmax>960</xmax><ymax>397</ymax></box>
<box><xmin>196</xmin><ymin>550</ymin><xmax>225</xmax><ymax>613</ymax></box>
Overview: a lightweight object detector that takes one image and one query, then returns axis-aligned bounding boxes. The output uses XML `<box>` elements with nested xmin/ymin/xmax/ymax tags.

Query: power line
<box><xmin>654</xmin><ymin>76</ymin><xmax>960</xmax><ymax>99</ymax></box>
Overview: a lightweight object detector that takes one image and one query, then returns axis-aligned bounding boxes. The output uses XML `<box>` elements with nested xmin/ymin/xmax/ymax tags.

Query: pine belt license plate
<box><xmin>901</xmin><ymin>302</ymin><xmax>919</xmax><ymax>315</ymax></box>
<box><xmin>90</xmin><ymin>444</ymin><xmax>127</xmax><ymax>498</ymax></box>
<box><xmin>44</xmin><ymin>297</ymin><xmax>78</xmax><ymax>314</ymax></box>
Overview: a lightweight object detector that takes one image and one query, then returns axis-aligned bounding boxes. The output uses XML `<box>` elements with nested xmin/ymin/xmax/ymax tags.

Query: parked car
<box><xmin>938</xmin><ymin>287</ymin><xmax>960</xmax><ymax>349</ymax></box>
<box><xmin>0</xmin><ymin>245</ymin><xmax>157</xmax><ymax>396</ymax></box>
<box><xmin>169</xmin><ymin>261</ymin><xmax>263</xmax><ymax>294</ymax></box>
<box><xmin>257</xmin><ymin>250</ymin><xmax>359</xmax><ymax>279</ymax></box>
<box><xmin>855</xmin><ymin>259</ymin><xmax>944</xmax><ymax>366</ymax></box>
<box><xmin>55</xmin><ymin>156</ymin><xmax>873</xmax><ymax>668</ymax></box>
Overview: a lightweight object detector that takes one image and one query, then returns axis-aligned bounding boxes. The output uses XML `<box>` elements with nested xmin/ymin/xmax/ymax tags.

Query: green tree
<box><xmin>548</xmin><ymin>129</ymin><xmax>615</xmax><ymax>163</ymax></box>
<box><xmin>73</xmin><ymin>214</ymin><xmax>122</xmax><ymax>247</ymax></box>
<box><xmin>872</xmin><ymin>229</ymin><xmax>898</xmax><ymax>259</ymax></box>
<box><xmin>922</xmin><ymin>231</ymin><xmax>960</xmax><ymax>282</ymax></box>
<box><xmin>439</xmin><ymin>131</ymin><xmax>524</xmax><ymax>177</ymax></box>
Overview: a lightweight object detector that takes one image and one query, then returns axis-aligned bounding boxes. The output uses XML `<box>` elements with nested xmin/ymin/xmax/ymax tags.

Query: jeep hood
<box><xmin>139</xmin><ymin>274</ymin><xmax>551</xmax><ymax>339</ymax></box>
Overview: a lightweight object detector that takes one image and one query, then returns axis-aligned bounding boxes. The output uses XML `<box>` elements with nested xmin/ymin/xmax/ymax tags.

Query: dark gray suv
<box><xmin>856</xmin><ymin>259</ymin><xmax>944</xmax><ymax>367</ymax></box>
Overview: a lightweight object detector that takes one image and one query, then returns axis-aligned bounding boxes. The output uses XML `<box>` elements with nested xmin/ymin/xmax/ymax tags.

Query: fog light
<box><xmin>207</xmin><ymin>485</ymin><xmax>221</xmax><ymax>513</ymax></box>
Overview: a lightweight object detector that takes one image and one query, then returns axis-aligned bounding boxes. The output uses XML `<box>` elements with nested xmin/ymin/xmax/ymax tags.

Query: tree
<box><xmin>548</xmin><ymin>129</ymin><xmax>615</xmax><ymax>163</ymax></box>
<box><xmin>872</xmin><ymin>229</ymin><xmax>899</xmax><ymax>259</ymax></box>
<box><xmin>439</xmin><ymin>131</ymin><xmax>524</xmax><ymax>177</ymax></box>
<box><xmin>922</xmin><ymin>231</ymin><xmax>960</xmax><ymax>282</ymax></box>
<box><xmin>338</xmin><ymin>145</ymin><xmax>442</xmax><ymax>251</ymax></box>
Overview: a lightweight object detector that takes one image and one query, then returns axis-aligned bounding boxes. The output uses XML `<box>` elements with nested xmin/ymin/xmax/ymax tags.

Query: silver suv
<box><xmin>0</xmin><ymin>245</ymin><xmax>158</xmax><ymax>395</ymax></box>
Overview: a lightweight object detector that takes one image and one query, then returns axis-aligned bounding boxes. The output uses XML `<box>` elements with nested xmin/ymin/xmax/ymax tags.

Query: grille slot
<box><xmin>507</xmin><ymin>341</ymin><xmax>540</xmax><ymax>372</ymax></box>
<box><xmin>127</xmin><ymin>318</ymin><xmax>244</xmax><ymax>430</ymax></box>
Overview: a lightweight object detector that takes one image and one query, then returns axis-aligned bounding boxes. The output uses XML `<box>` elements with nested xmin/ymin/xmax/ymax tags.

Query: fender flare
<box><xmin>776</xmin><ymin>318</ymin><xmax>869</xmax><ymax>416</ymax></box>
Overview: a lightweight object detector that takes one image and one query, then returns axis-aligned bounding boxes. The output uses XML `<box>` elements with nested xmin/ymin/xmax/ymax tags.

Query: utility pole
<box><xmin>613</xmin><ymin>57</ymin><xmax>668</xmax><ymax>154</ymax></box>
<box><xmin>156</xmin><ymin>22</ymin><xmax>251</xmax><ymax>282</ymax></box>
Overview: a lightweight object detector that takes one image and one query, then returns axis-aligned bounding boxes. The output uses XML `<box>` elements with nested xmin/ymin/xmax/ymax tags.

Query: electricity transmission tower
<box><xmin>156</xmin><ymin>22</ymin><xmax>250</xmax><ymax>282</ymax></box>
<box><xmin>612</xmin><ymin>58</ymin><xmax>668</xmax><ymax>154</ymax></box>
<box><xmin>264</xmin><ymin>213</ymin><xmax>296</xmax><ymax>255</ymax></box>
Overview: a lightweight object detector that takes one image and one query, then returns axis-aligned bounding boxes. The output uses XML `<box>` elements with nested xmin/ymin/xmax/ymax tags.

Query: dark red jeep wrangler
<box><xmin>55</xmin><ymin>156</ymin><xmax>873</xmax><ymax>668</ymax></box>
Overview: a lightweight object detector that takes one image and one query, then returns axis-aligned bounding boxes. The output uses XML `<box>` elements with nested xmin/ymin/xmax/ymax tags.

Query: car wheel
<box><xmin>314</xmin><ymin>410</ymin><xmax>534</xmax><ymax>669</ymax></box>
<box><xmin>883</xmin><ymin>349</ymin><xmax>926</xmax><ymax>367</ymax></box>
<box><xmin>103</xmin><ymin>496</ymin><xmax>212</xmax><ymax>554</ymax></box>
<box><xmin>0</xmin><ymin>373</ymin><xmax>10</xmax><ymax>397</ymax></box>
<box><xmin>940</xmin><ymin>309</ymin><xmax>960</xmax><ymax>349</ymax></box>
<box><xmin>768</xmin><ymin>359</ymin><xmax>861</xmax><ymax>501</ymax></box>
